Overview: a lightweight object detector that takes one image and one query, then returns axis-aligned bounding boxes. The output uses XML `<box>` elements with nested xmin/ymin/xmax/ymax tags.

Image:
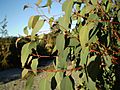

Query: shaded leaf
<box><xmin>51</xmin><ymin>76</ymin><xmax>57</xmax><ymax>90</ymax></box>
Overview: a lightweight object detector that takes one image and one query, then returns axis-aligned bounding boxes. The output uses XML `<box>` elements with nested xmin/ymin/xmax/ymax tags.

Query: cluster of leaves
<box><xmin>21</xmin><ymin>0</ymin><xmax>120</xmax><ymax>90</ymax></box>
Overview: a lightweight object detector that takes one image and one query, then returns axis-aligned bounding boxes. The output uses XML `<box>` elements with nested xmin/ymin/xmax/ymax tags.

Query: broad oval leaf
<box><xmin>21</xmin><ymin>43</ymin><xmax>31</xmax><ymax>67</ymax></box>
<box><xmin>31</xmin><ymin>20</ymin><xmax>44</xmax><ymax>39</ymax></box>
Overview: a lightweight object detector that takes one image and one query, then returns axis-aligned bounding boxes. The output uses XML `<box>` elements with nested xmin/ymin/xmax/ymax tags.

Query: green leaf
<box><xmin>21</xmin><ymin>43</ymin><xmax>31</xmax><ymax>67</ymax></box>
<box><xmin>59</xmin><ymin>0</ymin><xmax>73</xmax><ymax>30</ymax></box>
<box><xmin>106</xmin><ymin>2</ymin><xmax>112</xmax><ymax>13</ymax></box>
<box><xmin>80</xmin><ymin>46</ymin><xmax>89</xmax><ymax>65</ymax></box>
<box><xmin>91</xmin><ymin>0</ymin><xmax>97</xmax><ymax>5</ymax></box>
<box><xmin>36</xmin><ymin>0</ymin><xmax>42</xmax><ymax>6</ymax></box>
<box><xmin>31</xmin><ymin>59</ymin><xmax>38</xmax><ymax>75</ymax></box>
<box><xmin>69</xmin><ymin>37</ymin><xmax>79</xmax><ymax>47</ymax></box>
<box><xmin>79</xmin><ymin>23</ymin><xmax>95</xmax><ymax>50</ymax></box>
<box><xmin>55</xmin><ymin>72</ymin><xmax>63</xmax><ymax>88</ymax></box>
<box><xmin>88</xmin><ymin>55</ymin><xmax>97</xmax><ymax>62</ymax></box>
<box><xmin>39</xmin><ymin>78</ymin><xmax>51</xmax><ymax>90</ymax></box>
<box><xmin>80</xmin><ymin>5</ymin><xmax>94</xmax><ymax>16</ymax></box>
<box><xmin>28</xmin><ymin>16</ymin><xmax>34</xmax><ymax>29</ymax></box>
<box><xmin>60</xmin><ymin>76</ymin><xmax>73</xmax><ymax>90</ymax></box>
<box><xmin>28</xmin><ymin>41</ymin><xmax>37</xmax><ymax>50</ymax></box>
<box><xmin>117</xmin><ymin>10</ymin><xmax>120</xmax><ymax>22</ymax></box>
<box><xmin>22</xmin><ymin>69</ymin><xmax>28</xmax><ymax>79</ymax></box>
<box><xmin>56</xmin><ymin>34</ymin><xmax>65</xmax><ymax>53</ymax></box>
<box><xmin>25</xmin><ymin>74</ymin><xmax>34</xmax><ymax>90</ymax></box>
<box><xmin>28</xmin><ymin>15</ymin><xmax>40</xmax><ymax>29</ymax></box>
<box><xmin>87</xmin><ymin>77</ymin><xmax>96</xmax><ymax>90</ymax></box>
<box><xmin>31</xmin><ymin>20</ymin><xmax>44</xmax><ymax>39</ymax></box>
<box><xmin>24</xmin><ymin>26</ymin><xmax>29</xmax><ymax>35</ymax></box>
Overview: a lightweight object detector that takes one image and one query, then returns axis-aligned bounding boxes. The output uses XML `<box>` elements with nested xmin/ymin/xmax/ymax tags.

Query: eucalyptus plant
<box><xmin>21</xmin><ymin>0</ymin><xmax>120</xmax><ymax>89</ymax></box>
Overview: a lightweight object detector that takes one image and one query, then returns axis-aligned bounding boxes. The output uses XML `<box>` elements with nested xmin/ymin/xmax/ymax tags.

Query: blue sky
<box><xmin>0</xmin><ymin>0</ymin><xmax>63</xmax><ymax>36</ymax></box>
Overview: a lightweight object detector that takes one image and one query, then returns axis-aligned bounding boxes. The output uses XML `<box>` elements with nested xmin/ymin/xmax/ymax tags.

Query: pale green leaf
<box><xmin>80</xmin><ymin>5</ymin><xmax>94</xmax><ymax>16</ymax></box>
<box><xmin>69</xmin><ymin>37</ymin><xmax>79</xmax><ymax>46</ymax></box>
<box><xmin>117</xmin><ymin>10</ymin><xmax>120</xmax><ymax>22</ymax></box>
<box><xmin>60</xmin><ymin>76</ymin><xmax>73</xmax><ymax>90</ymax></box>
<box><xmin>25</xmin><ymin>74</ymin><xmax>34</xmax><ymax>90</ymax></box>
<box><xmin>28</xmin><ymin>41</ymin><xmax>37</xmax><ymax>50</ymax></box>
<box><xmin>80</xmin><ymin>46</ymin><xmax>89</xmax><ymax>65</ymax></box>
<box><xmin>59</xmin><ymin>0</ymin><xmax>73</xmax><ymax>30</ymax></box>
<box><xmin>31</xmin><ymin>20</ymin><xmax>44</xmax><ymax>39</ymax></box>
<box><xmin>91</xmin><ymin>0</ymin><xmax>97</xmax><ymax>5</ymax></box>
<box><xmin>87</xmin><ymin>77</ymin><xmax>96</xmax><ymax>90</ymax></box>
<box><xmin>56</xmin><ymin>34</ymin><xmax>65</xmax><ymax>53</ymax></box>
<box><xmin>24</xmin><ymin>26</ymin><xmax>28</xmax><ymax>35</ymax></box>
<box><xmin>89</xmin><ymin>55</ymin><xmax>97</xmax><ymax>62</ymax></box>
<box><xmin>39</xmin><ymin>78</ymin><xmax>51</xmax><ymax>90</ymax></box>
<box><xmin>106</xmin><ymin>2</ymin><xmax>112</xmax><ymax>13</ymax></box>
<box><xmin>28</xmin><ymin>16</ymin><xmax>34</xmax><ymax>29</ymax></box>
<box><xmin>21</xmin><ymin>43</ymin><xmax>31</xmax><ymax>67</ymax></box>
<box><xmin>22</xmin><ymin>69</ymin><xmax>28</xmax><ymax>79</ymax></box>
<box><xmin>79</xmin><ymin>23</ymin><xmax>95</xmax><ymax>49</ymax></box>
<box><xmin>31</xmin><ymin>58</ymin><xmax>38</xmax><ymax>75</ymax></box>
